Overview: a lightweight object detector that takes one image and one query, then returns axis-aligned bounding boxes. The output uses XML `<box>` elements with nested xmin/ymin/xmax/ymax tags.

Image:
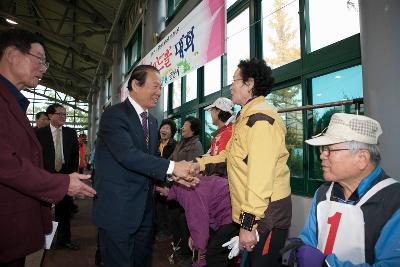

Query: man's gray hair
<box><xmin>346</xmin><ymin>141</ymin><xmax>381</xmax><ymax>165</ymax></box>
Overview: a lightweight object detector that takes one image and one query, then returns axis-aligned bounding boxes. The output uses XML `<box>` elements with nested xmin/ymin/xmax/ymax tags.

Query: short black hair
<box><xmin>184</xmin><ymin>116</ymin><xmax>201</xmax><ymax>136</ymax></box>
<box><xmin>217</xmin><ymin>110</ymin><xmax>233</xmax><ymax>123</ymax></box>
<box><xmin>46</xmin><ymin>103</ymin><xmax>65</xmax><ymax>115</ymax></box>
<box><xmin>159</xmin><ymin>119</ymin><xmax>177</xmax><ymax>137</ymax></box>
<box><xmin>127</xmin><ymin>65</ymin><xmax>160</xmax><ymax>91</ymax></box>
<box><xmin>0</xmin><ymin>28</ymin><xmax>44</xmax><ymax>59</ymax></box>
<box><xmin>35</xmin><ymin>111</ymin><xmax>48</xmax><ymax>120</ymax></box>
<box><xmin>237</xmin><ymin>58</ymin><xmax>274</xmax><ymax>97</ymax></box>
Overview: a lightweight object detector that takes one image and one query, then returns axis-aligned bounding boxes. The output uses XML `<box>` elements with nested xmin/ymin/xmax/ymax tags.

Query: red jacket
<box><xmin>209</xmin><ymin>123</ymin><xmax>233</xmax><ymax>156</ymax></box>
<box><xmin>0</xmin><ymin>81</ymin><xmax>69</xmax><ymax>263</ymax></box>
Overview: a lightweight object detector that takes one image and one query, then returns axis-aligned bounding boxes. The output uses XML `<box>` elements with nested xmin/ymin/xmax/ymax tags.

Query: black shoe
<box><xmin>58</xmin><ymin>242</ymin><xmax>80</xmax><ymax>251</ymax></box>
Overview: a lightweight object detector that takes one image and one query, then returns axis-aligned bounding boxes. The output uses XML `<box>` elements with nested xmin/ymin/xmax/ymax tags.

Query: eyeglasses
<box><xmin>53</xmin><ymin>112</ymin><xmax>67</xmax><ymax>116</ymax></box>
<box><xmin>319</xmin><ymin>146</ymin><xmax>350</xmax><ymax>156</ymax></box>
<box><xmin>231</xmin><ymin>78</ymin><xmax>243</xmax><ymax>84</ymax></box>
<box><xmin>27</xmin><ymin>52</ymin><xmax>50</xmax><ymax>69</ymax></box>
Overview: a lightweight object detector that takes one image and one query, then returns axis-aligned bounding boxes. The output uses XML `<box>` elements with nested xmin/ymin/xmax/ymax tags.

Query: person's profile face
<box><xmin>12</xmin><ymin>43</ymin><xmax>48</xmax><ymax>89</ymax></box>
<box><xmin>49</xmin><ymin>107</ymin><xmax>67</xmax><ymax>128</ymax></box>
<box><xmin>133</xmin><ymin>70</ymin><xmax>162</xmax><ymax>109</ymax></box>
<box><xmin>181</xmin><ymin>121</ymin><xmax>194</xmax><ymax>139</ymax></box>
<box><xmin>159</xmin><ymin>124</ymin><xmax>172</xmax><ymax>141</ymax></box>
<box><xmin>36</xmin><ymin>114</ymin><xmax>49</xmax><ymax>128</ymax></box>
<box><xmin>210</xmin><ymin>107</ymin><xmax>220</xmax><ymax>126</ymax></box>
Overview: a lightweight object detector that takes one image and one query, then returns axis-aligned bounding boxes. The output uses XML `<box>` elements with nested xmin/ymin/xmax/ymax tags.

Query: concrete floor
<box><xmin>40</xmin><ymin>198</ymin><xmax>181</xmax><ymax>267</ymax></box>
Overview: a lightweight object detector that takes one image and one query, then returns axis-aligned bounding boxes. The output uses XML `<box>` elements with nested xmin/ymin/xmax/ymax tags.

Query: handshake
<box><xmin>171</xmin><ymin>160</ymin><xmax>201</xmax><ymax>187</ymax></box>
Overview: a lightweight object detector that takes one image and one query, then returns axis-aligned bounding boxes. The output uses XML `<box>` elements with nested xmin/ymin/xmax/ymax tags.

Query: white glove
<box><xmin>222</xmin><ymin>236</ymin><xmax>240</xmax><ymax>259</ymax></box>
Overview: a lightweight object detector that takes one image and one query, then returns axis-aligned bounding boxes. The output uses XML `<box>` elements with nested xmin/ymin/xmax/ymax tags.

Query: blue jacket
<box><xmin>92</xmin><ymin>99</ymin><xmax>170</xmax><ymax>234</ymax></box>
<box><xmin>299</xmin><ymin>166</ymin><xmax>400</xmax><ymax>266</ymax></box>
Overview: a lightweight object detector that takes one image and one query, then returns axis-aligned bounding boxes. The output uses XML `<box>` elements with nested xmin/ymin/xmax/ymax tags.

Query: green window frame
<box><xmin>164</xmin><ymin>0</ymin><xmax>362</xmax><ymax>197</ymax></box>
<box><xmin>125</xmin><ymin>24</ymin><xmax>142</xmax><ymax>74</ymax></box>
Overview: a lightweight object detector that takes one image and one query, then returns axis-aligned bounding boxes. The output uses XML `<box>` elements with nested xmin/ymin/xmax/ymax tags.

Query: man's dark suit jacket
<box><xmin>92</xmin><ymin>98</ymin><xmax>170</xmax><ymax>234</ymax></box>
<box><xmin>36</xmin><ymin>125</ymin><xmax>79</xmax><ymax>174</ymax></box>
<box><xmin>0</xmin><ymin>82</ymin><xmax>69</xmax><ymax>263</ymax></box>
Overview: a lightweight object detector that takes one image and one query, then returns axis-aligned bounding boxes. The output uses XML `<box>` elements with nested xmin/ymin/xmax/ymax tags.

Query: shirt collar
<box><xmin>0</xmin><ymin>74</ymin><xmax>30</xmax><ymax>112</ymax></box>
<box><xmin>128</xmin><ymin>94</ymin><xmax>147</xmax><ymax>117</ymax></box>
<box><xmin>50</xmin><ymin>123</ymin><xmax>62</xmax><ymax>133</ymax></box>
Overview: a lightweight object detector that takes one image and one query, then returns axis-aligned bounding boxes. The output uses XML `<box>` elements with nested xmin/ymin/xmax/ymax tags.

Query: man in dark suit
<box><xmin>92</xmin><ymin>65</ymin><xmax>197</xmax><ymax>267</ymax></box>
<box><xmin>0</xmin><ymin>28</ymin><xmax>96</xmax><ymax>267</ymax></box>
<box><xmin>36</xmin><ymin>103</ymin><xmax>80</xmax><ymax>250</ymax></box>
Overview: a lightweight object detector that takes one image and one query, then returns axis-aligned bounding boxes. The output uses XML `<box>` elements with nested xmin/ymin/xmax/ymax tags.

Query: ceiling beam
<box><xmin>0</xmin><ymin>11</ymin><xmax>113</xmax><ymax>65</ymax></box>
<box><xmin>53</xmin><ymin>0</ymin><xmax>112</xmax><ymax>29</ymax></box>
<box><xmin>25</xmin><ymin>88</ymin><xmax>88</xmax><ymax>112</ymax></box>
<box><xmin>31</xmin><ymin>0</ymin><xmax>54</xmax><ymax>32</ymax></box>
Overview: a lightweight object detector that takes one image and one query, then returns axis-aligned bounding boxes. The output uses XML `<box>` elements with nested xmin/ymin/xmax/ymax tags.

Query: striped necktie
<box><xmin>140</xmin><ymin>111</ymin><xmax>149</xmax><ymax>148</ymax></box>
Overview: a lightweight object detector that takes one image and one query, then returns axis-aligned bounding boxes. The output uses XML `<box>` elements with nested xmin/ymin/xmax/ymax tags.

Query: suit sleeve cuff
<box><xmin>167</xmin><ymin>161</ymin><xmax>174</xmax><ymax>175</ymax></box>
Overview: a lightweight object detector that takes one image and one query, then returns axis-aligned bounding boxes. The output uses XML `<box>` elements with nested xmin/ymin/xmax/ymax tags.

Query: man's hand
<box><xmin>68</xmin><ymin>172</ymin><xmax>96</xmax><ymax>197</ymax></box>
<box><xmin>173</xmin><ymin>160</ymin><xmax>195</xmax><ymax>178</ymax></box>
<box><xmin>171</xmin><ymin>174</ymin><xmax>199</xmax><ymax>187</ymax></box>
<box><xmin>239</xmin><ymin>228</ymin><xmax>259</xmax><ymax>252</ymax></box>
<box><xmin>155</xmin><ymin>186</ymin><xmax>170</xmax><ymax>196</ymax></box>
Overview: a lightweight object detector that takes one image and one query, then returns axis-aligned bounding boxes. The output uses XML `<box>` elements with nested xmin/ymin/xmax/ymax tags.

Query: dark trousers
<box><xmin>99</xmin><ymin>194</ymin><xmax>154</xmax><ymax>267</ymax></box>
<box><xmin>55</xmin><ymin>195</ymin><xmax>73</xmax><ymax>244</ymax></box>
<box><xmin>207</xmin><ymin>223</ymin><xmax>288</xmax><ymax>267</ymax></box>
<box><xmin>169</xmin><ymin>202</ymin><xmax>191</xmax><ymax>255</ymax></box>
<box><xmin>0</xmin><ymin>257</ymin><xmax>25</xmax><ymax>267</ymax></box>
<box><xmin>155</xmin><ymin>195</ymin><xmax>171</xmax><ymax>236</ymax></box>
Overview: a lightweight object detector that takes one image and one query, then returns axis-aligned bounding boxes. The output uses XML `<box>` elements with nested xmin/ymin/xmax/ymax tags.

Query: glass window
<box><xmin>172</xmin><ymin>79</ymin><xmax>182</xmax><ymax>109</ymax></box>
<box><xmin>309</xmin><ymin>65</ymin><xmax>363</xmax><ymax>180</ymax></box>
<box><xmin>262</xmin><ymin>0</ymin><xmax>300</xmax><ymax>68</ymax></box>
<box><xmin>203</xmin><ymin>110</ymin><xmax>218</xmax><ymax>153</ymax></box>
<box><xmin>173</xmin><ymin>117</ymin><xmax>182</xmax><ymax>141</ymax></box>
<box><xmin>185</xmin><ymin>71</ymin><xmax>197</xmax><ymax>102</ymax></box>
<box><xmin>308</xmin><ymin>0</ymin><xmax>360</xmax><ymax>52</ymax></box>
<box><xmin>226</xmin><ymin>8</ymin><xmax>250</xmax><ymax>86</ymax></box>
<box><xmin>163</xmin><ymin>86</ymin><xmax>168</xmax><ymax>112</ymax></box>
<box><xmin>226</xmin><ymin>0</ymin><xmax>237</xmax><ymax>9</ymax></box>
<box><xmin>204</xmin><ymin>57</ymin><xmax>221</xmax><ymax>96</ymax></box>
<box><xmin>267</xmin><ymin>84</ymin><xmax>303</xmax><ymax>178</ymax></box>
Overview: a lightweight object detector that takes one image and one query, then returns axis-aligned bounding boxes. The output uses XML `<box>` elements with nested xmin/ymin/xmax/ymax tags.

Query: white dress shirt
<box><xmin>50</xmin><ymin>123</ymin><xmax>64</xmax><ymax>163</ymax></box>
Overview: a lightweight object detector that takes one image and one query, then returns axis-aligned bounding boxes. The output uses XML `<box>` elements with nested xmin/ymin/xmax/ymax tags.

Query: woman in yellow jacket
<box><xmin>193</xmin><ymin>58</ymin><xmax>292</xmax><ymax>267</ymax></box>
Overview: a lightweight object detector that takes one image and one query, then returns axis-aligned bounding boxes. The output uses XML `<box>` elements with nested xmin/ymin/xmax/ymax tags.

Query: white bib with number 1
<box><xmin>316</xmin><ymin>178</ymin><xmax>397</xmax><ymax>264</ymax></box>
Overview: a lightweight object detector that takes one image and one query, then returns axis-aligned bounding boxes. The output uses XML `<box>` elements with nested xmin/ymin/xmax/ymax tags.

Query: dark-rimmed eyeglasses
<box><xmin>53</xmin><ymin>112</ymin><xmax>67</xmax><ymax>116</ymax></box>
<box><xmin>319</xmin><ymin>146</ymin><xmax>350</xmax><ymax>156</ymax></box>
<box><xmin>27</xmin><ymin>52</ymin><xmax>50</xmax><ymax>69</ymax></box>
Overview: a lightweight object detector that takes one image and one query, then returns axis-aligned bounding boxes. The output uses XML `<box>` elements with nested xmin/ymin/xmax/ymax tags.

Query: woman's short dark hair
<box><xmin>184</xmin><ymin>116</ymin><xmax>201</xmax><ymax>136</ymax></box>
<box><xmin>217</xmin><ymin>110</ymin><xmax>232</xmax><ymax>123</ymax></box>
<box><xmin>159</xmin><ymin>119</ymin><xmax>177</xmax><ymax>138</ymax></box>
<box><xmin>127</xmin><ymin>65</ymin><xmax>159</xmax><ymax>91</ymax></box>
<box><xmin>237</xmin><ymin>58</ymin><xmax>274</xmax><ymax>97</ymax></box>
<box><xmin>0</xmin><ymin>29</ymin><xmax>44</xmax><ymax>59</ymax></box>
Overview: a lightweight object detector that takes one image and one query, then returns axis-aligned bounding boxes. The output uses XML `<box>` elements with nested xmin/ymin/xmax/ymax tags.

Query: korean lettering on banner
<box><xmin>150</xmin><ymin>26</ymin><xmax>196</xmax><ymax>85</ymax></box>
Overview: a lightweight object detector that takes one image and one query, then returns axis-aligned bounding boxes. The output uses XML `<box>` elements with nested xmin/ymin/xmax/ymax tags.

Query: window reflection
<box><xmin>226</xmin><ymin>8</ymin><xmax>250</xmax><ymax>86</ymax></box>
<box><xmin>267</xmin><ymin>84</ymin><xmax>303</xmax><ymax>178</ymax></box>
<box><xmin>309</xmin><ymin>65</ymin><xmax>363</xmax><ymax>180</ymax></box>
<box><xmin>262</xmin><ymin>0</ymin><xmax>300</xmax><ymax>68</ymax></box>
<box><xmin>308</xmin><ymin>0</ymin><xmax>359</xmax><ymax>52</ymax></box>
<box><xmin>172</xmin><ymin>79</ymin><xmax>182</xmax><ymax>109</ymax></box>
<box><xmin>185</xmin><ymin>71</ymin><xmax>197</xmax><ymax>102</ymax></box>
<box><xmin>204</xmin><ymin>57</ymin><xmax>221</xmax><ymax>96</ymax></box>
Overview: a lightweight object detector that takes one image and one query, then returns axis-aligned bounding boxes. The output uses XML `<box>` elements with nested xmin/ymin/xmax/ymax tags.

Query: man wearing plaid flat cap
<box><xmin>281</xmin><ymin>113</ymin><xmax>400</xmax><ymax>267</ymax></box>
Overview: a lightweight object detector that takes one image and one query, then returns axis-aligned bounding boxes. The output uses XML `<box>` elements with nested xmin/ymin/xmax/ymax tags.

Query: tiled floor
<box><xmin>42</xmin><ymin>198</ymin><xmax>181</xmax><ymax>267</ymax></box>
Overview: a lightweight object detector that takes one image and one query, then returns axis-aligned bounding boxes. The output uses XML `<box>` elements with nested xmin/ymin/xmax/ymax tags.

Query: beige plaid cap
<box><xmin>205</xmin><ymin>97</ymin><xmax>234</xmax><ymax>113</ymax></box>
<box><xmin>306</xmin><ymin>113</ymin><xmax>382</xmax><ymax>146</ymax></box>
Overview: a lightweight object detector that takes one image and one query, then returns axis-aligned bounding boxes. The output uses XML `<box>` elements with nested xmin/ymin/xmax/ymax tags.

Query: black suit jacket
<box><xmin>36</xmin><ymin>125</ymin><xmax>79</xmax><ymax>174</ymax></box>
<box><xmin>92</xmin><ymin>99</ymin><xmax>170</xmax><ymax>234</ymax></box>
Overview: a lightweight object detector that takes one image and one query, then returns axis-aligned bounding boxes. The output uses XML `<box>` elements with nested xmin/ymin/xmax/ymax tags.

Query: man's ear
<box><xmin>357</xmin><ymin>149</ymin><xmax>371</xmax><ymax>170</ymax></box>
<box><xmin>131</xmin><ymin>79</ymin><xmax>141</xmax><ymax>92</ymax></box>
<box><xmin>3</xmin><ymin>46</ymin><xmax>18</xmax><ymax>64</ymax></box>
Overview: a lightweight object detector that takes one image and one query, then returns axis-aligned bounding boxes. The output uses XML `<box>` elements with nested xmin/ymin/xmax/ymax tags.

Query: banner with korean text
<box><xmin>142</xmin><ymin>0</ymin><xmax>225</xmax><ymax>85</ymax></box>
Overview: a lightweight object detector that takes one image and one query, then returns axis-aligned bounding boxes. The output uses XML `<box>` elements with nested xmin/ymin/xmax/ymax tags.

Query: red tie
<box><xmin>140</xmin><ymin>111</ymin><xmax>149</xmax><ymax>147</ymax></box>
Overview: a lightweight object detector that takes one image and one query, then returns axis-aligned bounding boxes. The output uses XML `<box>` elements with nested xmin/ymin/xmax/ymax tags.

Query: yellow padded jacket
<box><xmin>197</xmin><ymin>96</ymin><xmax>291</xmax><ymax>223</ymax></box>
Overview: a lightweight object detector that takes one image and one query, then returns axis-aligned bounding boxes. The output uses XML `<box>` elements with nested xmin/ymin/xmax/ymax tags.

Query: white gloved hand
<box><xmin>222</xmin><ymin>236</ymin><xmax>240</xmax><ymax>259</ymax></box>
